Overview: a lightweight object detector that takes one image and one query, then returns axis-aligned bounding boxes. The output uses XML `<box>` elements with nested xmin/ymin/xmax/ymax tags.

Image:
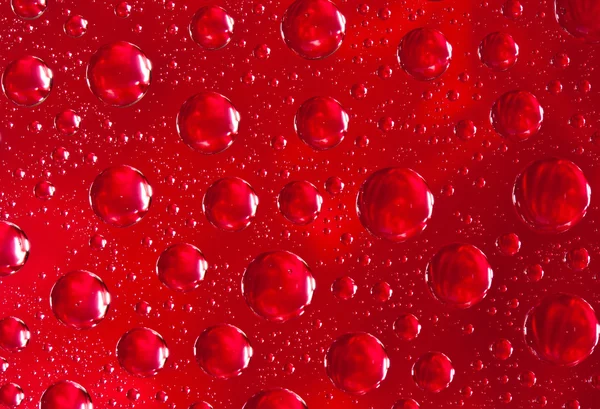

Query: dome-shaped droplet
<box><xmin>156</xmin><ymin>243</ymin><xmax>208</xmax><ymax>292</ymax></box>
<box><xmin>117</xmin><ymin>328</ymin><xmax>169</xmax><ymax>377</ymax></box>
<box><xmin>0</xmin><ymin>221</ymin><xmax>30</xmax><ymax>277</ymax></box>
<box><xmin>40</xmin><ymin>381</ymin><xmax>93</xmax><ymax>409</ymax></box>
<box><xmin>194</xmin><ymin>324</ymin><xmax>253</xmax><ymax>378</ymax></box>
<box><xmin>513</xmin><ymin>158</ymin><xmax>590</xmax><ymax>233</ymax></box>
<box><xmin>294</xmin><ymin>96</ymin><xmax>349</xmax><ymax>150</ymax></box>
<box><xmin>86</xmin><ymin>41</ymin><xmax>152</xmax><ymax>107</ymax></box>
<box><xmin>0</xmin><ymin>317</ymin><xmax>30</xmax><ymax>352</ymax></box>
<box><xmin>281</xmin><ymin>0</ymin><xmax>346</xmax><ymax>60</ymax></box>
<box><xmin>242</xmin><ymin>251</ymin><xmax>315</xmax><ymax>323</ymax></box>
<box><xmin>554</xmin><ymin>0</ymin><xmax>600</xmax><ymax>43</ymax></box>
<box><xmin>203</xmin><ymin>177</ymin><xmax>259</xmax><ymax>232</ymax></box>
<box><xmin>189</xmin><ymin>6</ymin><xmax>234</xmax><ymax>50</ymax></box>
<box><xmin>490</xmin><ymin>90</ymin><xmax>543</xmax><ymax>141</ymax></box>
<box><xmin>412</xmin><ymin>351</ymin><xmax>455</xmax><ymax>393</ymax></box>
<box><xmin>357</xmin><ymin>168</ymin><xmax>434</xmax><ymax>242</ymax></box>
<box><xmin>325</xmin><ymin>332</ymin><xmax>389</xmax><ymax>395</ymax></box>
<box><xmin>89</xmin><ymin>165</ymin><xmax>153</xmax><ymax>228</ymax></box>
<box><xmin>242</xmin><ymin>389</ymin><xmax>307</xmax><ymax>409</ymax></box>
<box><xmin>277</xmin><ymin>180</ymin><xmax>323</xmax><ymax>225</ymax></box>
<box><xmin>398</xmin><ymin>28</ymin><xmax>452</xmax><ymax>81</ymax></box>
<box><xmin>176</xmin><ymin>92</ymin><xmax>240</xmax><ymax>155</ymax></box>
<box><xmin>478</xmin><ymin>32</ymin><xmax>519</xmax><ymax>71</ymax></box>
<box><xmin>2</xmin><ymin>56</ymin><xmax>53</xmax><ymax>107</ymax></box>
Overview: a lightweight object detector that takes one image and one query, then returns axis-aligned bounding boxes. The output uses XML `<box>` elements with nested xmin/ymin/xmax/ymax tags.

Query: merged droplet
<box><xmin>176</xmin><ymin>92</ymin><xmax>240</xmax><ymax>155</ymax></box>
<box><xmin>490</xmin><ymin>90</ymin><xmax>543</xmax><ymax>141</ymax></box>
<box><xmin>554</xmin><ymin>0</ymin><xmax>600</xmax><ymax>43</ymax></box>
<box><xmin>524</xmin><ymin>293</ymin><xmax>599</xmax><ymax>366</ymax></box>
<box><xmin>242</xmin><ymin>251</ymin><xmax>315</xmax><ymax>323</ymax></box>
<box><xmin>194</xmin><ymin>324</ymin><xmax>253</xmax><ymax>378</ymax></box>
<box><xmin>0</xmin><ymin>383</ymin><xmax>24</xmax><ymax>407</ymax></box>
<box><xmin>40</xmin><ymin>381</ymin><xmax>93</xmax><ymax>409</ymax></box>
<box><xmin>203</xmin><ymin>177</ymin><xmax>259</xmax><ymax>232</ymax></box>
<box><xmin>86</xmin><ymin>41</ymin><xmax>152</xmax><ymax>107</ymax></box>
<box><xmin>0</xmin><ymin>317</ymin><xmax>30</xmax><ymax>352</ymax></box>
<box><xmin>277</xmin><ymin>181</ymin><xmax>323</xmax><ymax>225</ymax></box>
<box><xmin>281</xmin><ymin>0</ymin><xmax>346</xmax><ymax>60</ymax></box>
<box><xmin>116</xmin><ymin>328</ymin><xmax>169</xmax><ymax>377</ymax></box>
<box><xmin>2</xmin><ymin>56</ymin><xmax>53</xmax><ymax>106</ymax></box>
<box><xmin>478</xmin><ymin>32</ymin><xmax>519</xmax><ymax>71</ymax></box>
<box><xmin>89</xmin><ymin>165</ymin><xmax>153</xmax><ymax>228</ymax></box>
<box><xmin>189</xmin><ymin>5</ymin><xmax>234</xmax><ymax>50</ymax></box>
<box><xmin>156</xmin><ymin>243</ymin><xmax>208</xmax><ymax>292</ymax></box>
<box><xmin>398</xmin><ymin>28</ymin><xmax>452</xmax><ymax>81</ymax></box>
<box><xmin>294</xmin><ymin>96</ymin><xmax>349</xmax><ymax>150</ymax></box>
<box><xmin>325</xmin><ymin>332</ymin><xmax>390</xmax><ymax>395</ymax></box>
<box><xmin>0</xmin><ymin>221</ymin><xmax>30</xmax><ymax>277</ymax></box>
<box><xmin>513</xmin><ymin>158</ymin><xmax>590</xmax><ymax>233</ymax></box>
<box><xmin>412</xmin><ymin>351</ymin><xmax>455</xmax><ymax>393</ymax></box>
<box><xmin>393</xmin><ymin>313</ymin><xmax>421</xmax><ymax>341</ymax></box>
<box><xmin>242</xmin><ymin>389</ymin><xmax>307</xmax><ymax>409</ymax></box>
<box><xmin>426</xmin><ymin>243</ymin><xmax>493</xmax><ymax>308</ymax></box>
<box><xmin>10</xmin><ymin>0</ymin><xmax>47</xmax><ymax>19</ymax></box>
<box><xmin>50</xmin><ymin>270</ymin><xmax>111</xmax><ymax>330</ymax></box>
<box><xmin>357</xmin><ymin>168</ymin><xmax>434</xmax><ymax>242</ymax></box>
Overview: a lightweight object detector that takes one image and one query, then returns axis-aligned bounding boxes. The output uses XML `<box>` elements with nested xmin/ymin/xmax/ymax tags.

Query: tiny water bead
<box><xmin>277</xmin><ymin>181</ymin><xmax>323</xmax><ymax>225</ymax></box>
<box><xmin>242</xmin><ymin>251</ymin><xmax>315</xmax><ymax>323</ymax></box>
<box><xmin>513</xmin><ymin>158</ymin><xmax>590</xmax><ymax>233</ymax></box>
<box><xmin>478</xmin><ymin>32</ymin><xmax>519</xmax><ymax>71</ymax></box>
<box><xmin>202</xmin><ymin>177</ymin><xmax>259</xmax><ymax>232</ymax></box>
<box><xmin>2</xmin><ymin>56</ymin><xmax>53</xmax><ymax>106</ymax></box>
<box><xmin>0</xmin><ymin>383</ymin><xmax>24</xmax><ymax>407</ymax></box>
<box><xmin>55</xmin><ymin>109</ymin><xmax>82</xmax><ymax>136</ymax></box>
<box><xmin>356</xmin><ymin>167</ymin><xmax>434</xmax><ymax>242</ymax></box>
<box><xmin>194</xmin><ymin>324</ymin><xmax>253</xmax><ymax>378</ymax></box>
<box><xmin>281</xmin><ymin>0</ymin><xmax>346</xmax><ymax>60</ymax></box>
<box><xmin>242</xmin><ymin>389</ymin><xmax>307</xmax><ymax>409</ymax></box>
<box><xmin>392</xmin><ymin>399</ymin><xmax>420</xmax><ymax>409</ymax></box>
<box><xmin>524</xmin><ymin>293</ymin><xmax>599</xmax><ymax>366</ymax></box>
<box><xmin>176</xmin><ymin>92</ymin><xmax>240</xmax><ymax>155</ymax></box>
<box><xmin>89</xmin><ymin>165</ymin><xmax>153</xmax><ymax>228</ymax></box>
<box><xmin>0</xmin><ymin>221</ymin><xmax>30</xmax><ymax>277</ymax></box>
<box><xmin>393</xmin><ymin>313</ymin><xmax>421</xmax><ymax>341</ymax></box>
<box><xmin>491</xmin><ymin>90</ymin><xmax>544</xmax><ymax>141</ymax></box>
<box><xmin>117</xmin><ymin>327</ymin><xmax>169</xmax><ymax>377</ymax></box>
<box><xmin>294</xmin><ymin>96</ymin><xmax>349</xmax><ymax>151</ymax></box>
<box><xmin>10</xmin><ymin>0</ymin><xmax>47</xmax><ymax>19</ymax></box>
<box><xmin>397</xmin><ymin>28</ymin><xmax>452</xmax><ymax>81</ymax></box>
<box><xmin>554</xmin><ymin>0</ymin><xmax>600</xmax><ymax>43</ymax></box>
<box><xmin>156</xmin><ymin>243</ymin><xmax>207</xmax><ymax>292</ymax></box>
<box><xmin>0</xmin><ymin>317</ymin><xmax>30</xmax><ymax>352</ymax></box>
<box><xmin>86</xmin><ymin>41</ymin><xmax>152</xmax><ymax>107</ymax></box>
<box><xmin>50</xmin><ymin>270</ymin><xmax>111</xmax><ymax>330</ymax></box>
<box><xmin>426</xmin><ymin>243</ymin><xmax>493</xmax><ymax>309</ymax></box>
<box><xmin>189</xmin><ymin>5</ymin><xmax>234</xmax><ymax>50</ymax></box>
<box><xmin>40</xmin><ymin>381</ymin><xmax>93</xmax><ymax>409</ymax></box>
<box><xmin>325</xmin><ymin>332</ymin><xmax>390</xmax><ymax>395</ymax></box>
<box><xmin>331</xmin><ymin>276</ymin><xmax>357</xmax><ymax>300</ymax></box>
<box><xmin>412</xmin><ymin>351</ymin><xmax>455</xmax><ymax>393</ymax></box>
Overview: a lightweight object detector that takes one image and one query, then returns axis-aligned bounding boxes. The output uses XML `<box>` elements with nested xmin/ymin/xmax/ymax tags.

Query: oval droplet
<box><xmin>490</xmin><ymin>90</ymin><xmax>543</xmax><ymax>141</ymax></box>
<box><xmin>478</xmin><ymin>32</ymin><xmax>519</xmax><ymax>71</ymax></box>
<box><xmin>156</xmin><ymin>243</ymin><xmax>208</xmax><ymax>292</ymax></box>
<box><xmin>203</xmin><ymin>177</ymin><xmax>259</xmax><ymax>232</ymax></box>
<box><xmin>2</xmin><ymin>56</ymin><xmax>53</xmax><ymax>107</ymax></box>
<box><xmin>194</xmin><ymin>324</ymin><xmax>253</xmax><ymax>378</ymax></box>
<box><xmin>0</xmin><ymin>221</ymin><xmax>30</xmax><ymax>277</ymax></box>
<box><xmin>189</xmin><ymin>5</ymin><xmax>234</xmax><ymax>50</ymax></box>
<box><xmin>40</xmin><ymin>381</ymin><xmax>93</xmax><ymax>409</ymax></box>
<box><xmin>117</xmin><ymin>328</ymin><xmax>169</xmax><ymax>377</ymax></box>
<box><xmin>242</xmin><ymin>389</ymin><xmax>307</xmax><ymax>409</ymax></box>
<box><xmin>397</xmin><ymin>28</ymin><xmax>452</xmax><ymax>81</ymax></box>
<box><xmin>277</xmin><ymin>180</ymin><xmax>323</xmax><ymax>225</ymax></box>
<box><xmin>412</xmin><ymin>351</ymin><xmax>455</xmax><ymax>393</ymax></box>
<box><xmin>294</xmin><ymin>96</ymin><xmax>349</xmax><ymax>151</ymax></box>
<box><xmin>0</xmin><ymin>317</ymin><xmax>30</xmax><ymax>352</ymax></box>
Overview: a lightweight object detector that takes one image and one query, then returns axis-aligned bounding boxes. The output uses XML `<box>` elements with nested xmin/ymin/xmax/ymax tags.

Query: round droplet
<box><xmin>203</xmin><ymin>177</ymin><xmax>259</xmax><ymax>232</ymax></box>
<box><xmin>242</xmin><ymin>389</ymin><xmax>307</xmax><ymax>409</ymax></box>
<box><xmin>0</xmin><ymin>383</ymin><xmax>24</xmax><ymax>407</ymax></box>
<box><xmin>189</xmin><ymin>6</ymin><xmax>234</xmax><ymax>50</ymax></box>
<box><xmin>398</xmin><ymin>28</ymin><xmax>452</xmax><ymax>81</ymax></box>
<box><xmin>50</xmin><ymin>270</ymin><xmax>111</xmax><ymax>330</ymax></box>
<box><xmin>478</xmin><ymin>32</ymin><xmax>519</xmax><ymax>71</ymax></box>
<box><xmin>325</xmin><ymin>332</ymin><xmax>390</xmax><ymax>395</ymax></box>
<box><xmin>55</xmin><ymin>110</ymin><xmax>81</xmax><ymax>136</ymax></box>
<box><xmin>357</xmin><ymin>167</ymin><xmax>434</xmax><ymax>242</ymax></box>
<box><xmin>281</xmin><ymin>0</ymin><xmax>346</xmax><ymax>60</ymax></box>
<box><xmin>513</xmin><ymin>158</ymin><xmax>590</xmax><ymax>233</ymax></box>
<box><xmin>86</xmin><ymin>41</ymin><xmax>152</xmax><ymax>107</ymax></box>
<box><xmin>554</xmin><ymin>0</ymin><xmax>600</xmax><ymax>43</ymax></box>
<box><xmin>277</xmin><ymin>181</ymin><xmax>323</xmax><ymax>225</ymax></box>
<box><xmin>392</xmin><ymin>399</ymin><xmax>420</xmax><ymax>409</ymax></box>
<box><xmin>64</xmin><ymin>15</ymin><xmax>88</xmax><ymax>38</ymax></box>
<box><xmin>491</xmin><ymin>90</ymin><xmax>543</xmax><ymax>141</ymax></box>
<box><xmin>332</xmin><ymin>276</ymin><xmax>357</xmax><ymax>301</ymax></box>
<box><xmin>176</xmin><ymin>92</ymin><xmax>240</xmax><ymax>155</ymax></box>
<box><xmin>0</xmin><ymin>221</ymin><xmax>30</xmax><ymax>277</ymax></box>
<box><xmin>89</xmin><ymin>165</ymin><xmax>153</xmax><ymax>228</ymax></box>
<box><xmin>40</xmin><ymin>381</ymin><xmax>92</xmax><ymax>409</ymax></box>
<box><xmin>0</xmin><ymin>317</ymin><xmax>30</xmax><ymax>352</ymax></box>
<box><xmin>11</xmin><ymin>0</ymin><xmax>46</xmax><ymax>19</ymax></box>
<box><xmin>525</xmin><ymin>293</ymin><xmax>599</xmax><ymax>366</ymax></box>
<box><xmin>194</xmin><ymin>324</ymin><xmax>253</xmax><ymax>378</ymax></box>
<box><xmin>294</xmin><ymin>96</ymin><xmax>349</xmax><ymax>150</ymax></box>
<box><xmin>394</xmin><ymin>313</ymin><xmax>421</xmax><ymax>341</ymax></box>
<box><xmin>2</xmin><ymin>56</ymin><xmax>53</xmax><ymax>107</ymax></box>
<box><xmin>412</xmin><ymin>351</ymin><xmax>455</xmax><ymax>393</ymax></box>
<box><xmin>426</xmin><ymin>243</ymin><xmax>493</xmax><ymax>308</ymax></box>
<box><xmin>117</xmin><ymin>328</ymin><xmax>169</xmax><ymax>377</ymax></box>
<box><xmin>242</xmin><ymin>251</ymin><xmax>315</xmax><ymax>323</ymax></box>
<box><xmin>156</xmin><ymin>243</ymin><xmax>207</xmax><ymax>292</ymax></box>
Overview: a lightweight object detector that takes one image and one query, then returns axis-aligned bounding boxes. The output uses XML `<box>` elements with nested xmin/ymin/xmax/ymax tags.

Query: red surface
<box><xmin>1</xmin><ymin>0</ymin><xmax>600</xmax><ymax>408</ymax></box>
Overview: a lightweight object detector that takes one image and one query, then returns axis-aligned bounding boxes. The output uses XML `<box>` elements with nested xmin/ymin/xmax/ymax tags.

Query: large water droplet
<box><xmin>0</xmin><ymin>317</ymin><xmax>30</xmax><ymax>353</ymax></box>
<box><xmin>2</xmin><ymin>56</ymin><xmax>53</xmax><ymax>107</ymax></box>
<box><xmin>0</xmin><ymin>221</ymin><xmax>30</xmax><ymax>277</ymax></box>
<box><xmin>398</xmin><ymin>28</ymin><xmax>452</xmax><ymax>81</ymax></box>
<box><xmin>194</xmin><ymin>324</ymin><xmax>253</xmax><ymax>378</ymax></box>
<box><xmin>156</xmin><ymin>243</ymin><xmax>207</xmax><ymax>292</ymax></box>
<box><xmin>554</xmin><ymin>0</ymin><xmax>600</xmax><ymax>43</ymax></box>
<box><xmin>189</xmin><ymin>6</ymin><xmax>234</xmax><ymax>50</ymax></box>
<box><xmin>40</xmin><ymin>381</ymin><xmax>93</xmax><ymax>409</ymax></box>
<box><xmin>242</xmin><ymin>389</ymin><xmax>307</xmax><ymax>409</ymax></box>
<box><xmin>277</xmin><ymin>180</ymin><xmax>323</xmax><ymax>225</ymax></box>
<box><xmin>203</xmin><ymin>177</ymin><xmax>259</xmax><ymax>232</ymax></box>
<box><xmin>412</xmin><ymin>351</ymin><xmax>455</xmax><ymax>393</ymax></box>
<box><xmin>10</xmin><ymin>0</ymin><xmax>47</xmax><ymax>19</ymax></box>
<box><xmin>116</xmin><ymin>328</ymin><xmax>169</xmax><ymax>377</ymax></box>
<box><xmin>490</xmin><ymin>90</ymin><xmax>543</xmax><ymax>141</ymax></box>
<box><xmin>478</xmin><ymin>32</ymin><xmax>519</xmax><ymax>71</ymax></box>
<box><xmin>294</xmin><ymin>96</ymin><xmax>349</xmax><ymax>150</ymax></box>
